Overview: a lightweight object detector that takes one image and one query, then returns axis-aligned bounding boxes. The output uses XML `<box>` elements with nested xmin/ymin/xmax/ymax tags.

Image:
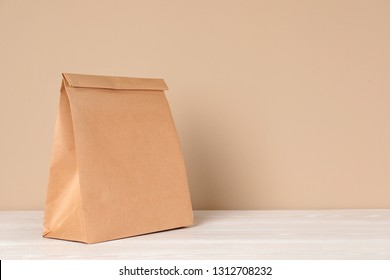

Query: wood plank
<box><xmin>0</xmin><ymin>210</ymin><xmax>389</xmax><ymax>259</ymax></box>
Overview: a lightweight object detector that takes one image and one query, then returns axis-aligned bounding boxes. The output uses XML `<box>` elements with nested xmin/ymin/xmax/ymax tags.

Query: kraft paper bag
<box><xmin>43</xmin><ymin>73</ymin><xmax>193</xmax><ymax>244</ymax></box>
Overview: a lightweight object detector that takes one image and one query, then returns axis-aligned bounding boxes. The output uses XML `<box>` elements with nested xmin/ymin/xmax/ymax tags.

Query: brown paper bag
<box><xmin>43</xmin><ymin>73</ymin><xmax>193</xmax><ymax>244</ymax></box>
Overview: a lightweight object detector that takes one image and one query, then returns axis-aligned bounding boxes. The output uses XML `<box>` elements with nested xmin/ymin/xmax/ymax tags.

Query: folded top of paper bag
<box><xmin>62</xmin><ymin>73</ymin><xmax>168</xmax><ymax>91</ymax></box>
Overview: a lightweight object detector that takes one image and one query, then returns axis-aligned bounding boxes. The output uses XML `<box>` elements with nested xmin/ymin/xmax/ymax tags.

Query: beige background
<box><xmin>1</xmin><ymin>0</ymin><xmax>390</xmax><ymax>210</ymax></box>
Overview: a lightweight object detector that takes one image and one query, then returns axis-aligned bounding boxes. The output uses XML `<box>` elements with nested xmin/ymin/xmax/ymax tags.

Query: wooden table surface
<box><xmin>1</xmin><ymin>210</ymin><xmax>389</xmax><ymax>259</ymax></box>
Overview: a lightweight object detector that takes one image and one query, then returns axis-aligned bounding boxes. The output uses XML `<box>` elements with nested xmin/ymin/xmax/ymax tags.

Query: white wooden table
<box><xmin>1</xmin><ymin>210</ymin><xmax>389</xmax><ymax>259</ymax></box>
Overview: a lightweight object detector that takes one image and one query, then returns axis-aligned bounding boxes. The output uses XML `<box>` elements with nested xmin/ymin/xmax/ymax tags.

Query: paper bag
<box><xmin>43</xmin><ymin>73</ymin><xmax>193</xmax><ymax>244</ymax></box>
